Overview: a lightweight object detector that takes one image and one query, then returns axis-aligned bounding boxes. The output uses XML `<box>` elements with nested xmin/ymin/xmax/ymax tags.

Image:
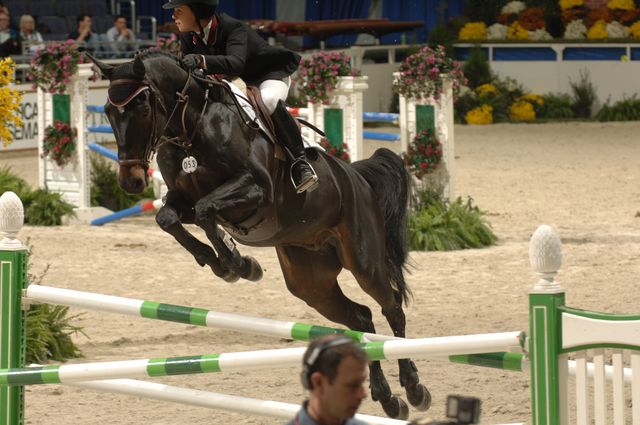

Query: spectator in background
<box><xmin>19</xmin><ymin>15</ymin><xmax>43</xmax><ymax>54</ymax></box>
<box><xmin>105</xmin><ymin>15</ymin><xmax>136</xmax><ymax>57</ymax></box>
<box><xmin>0</xmin><ymin>1</ymin><xmax>8</xmax><ymax>15</ymax></box>
<box><xmin>0</xmin><ymin>11</ymin><xmax>16</xmax><ymax>43</ymax></box>
<box><xmin>0</xmin><ymin>10</ymin><xmax>19</xmax><ymax>56</ymax></box>
<box><xmin>69</xmin><ymin>14</ymin><xmax>98</xmax><ymax>51</ymax></box>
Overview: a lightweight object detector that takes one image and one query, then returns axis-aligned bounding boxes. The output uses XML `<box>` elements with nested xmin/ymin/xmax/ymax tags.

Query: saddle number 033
<box><xmin>182</xmin><ymin>156</ymin><xmax>198</xmax><ymax>173</ymax></box>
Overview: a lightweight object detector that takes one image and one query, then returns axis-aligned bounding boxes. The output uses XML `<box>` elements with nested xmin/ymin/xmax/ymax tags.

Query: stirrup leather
<box><xmin>290</xmin><ymin>158</ymin><xmax>319</xmax><ymax>194</ymax></box>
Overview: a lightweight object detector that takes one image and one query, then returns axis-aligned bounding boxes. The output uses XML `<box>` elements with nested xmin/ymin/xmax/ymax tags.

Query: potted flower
<box><xmin>27</xmin><ymin>39</ymin><xmax>93</xmax><ymax>94</ymax></box>
<box><xmin>320</xmin><ymin>137</ymin><xmax>350</xmax><ymax>163</ymax></box>
<box><xmin>403</xmin><ymin>129</ymin><xmax>443</xmax><ymax>180</ymax></box>
<box><xmin>42</xmin><ymin>121</ymin><xmax>77</xmax><ymax>167</ymax></box>
<box><xmin>392</xmin><ymin>45</ymin><xmax>465</xmax><ymax>102</ymax></box>
<box><xmin>294</xmin><ymin>51</ymin><xmax>361</xmax><ymax>104</ymax></box>
<box><xmin>0</xmin><ymin>57</ymin><xmax>23</xmax><ymax>147</ymax></box>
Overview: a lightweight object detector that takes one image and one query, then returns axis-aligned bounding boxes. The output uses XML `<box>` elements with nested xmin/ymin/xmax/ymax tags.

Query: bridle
<box><xmin>108</xmin><ymin>69</ymin><xmax>259</xmax><ymax>172</ymax></box>
<box><xmin>108</xmin><ymin>72</ymin><xmax>206</xmax><ymax>170</ymax></box>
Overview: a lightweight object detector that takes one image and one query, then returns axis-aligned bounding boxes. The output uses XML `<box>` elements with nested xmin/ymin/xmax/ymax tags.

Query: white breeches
<box><xmin>259</xmin><ymin>76</ymin><xmax>291</xmax><ymax>114</ymax></box>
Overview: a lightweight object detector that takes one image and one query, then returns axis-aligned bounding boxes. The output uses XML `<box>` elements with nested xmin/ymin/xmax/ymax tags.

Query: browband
<box><xmin>108</xmin><ymin>85</ymin><xmax>150</xmax><ymax>108</ymax></box>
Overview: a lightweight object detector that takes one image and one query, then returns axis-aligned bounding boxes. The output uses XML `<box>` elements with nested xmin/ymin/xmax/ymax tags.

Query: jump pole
<box><xmin>0</xmin><ymin>331</ymin><xmax>525</xmax><ymax>386</ymax></box>
<box><xmin>65</xmin><ymin>377</ymin><xmax>408</xmax><ymax>425</ymax></box>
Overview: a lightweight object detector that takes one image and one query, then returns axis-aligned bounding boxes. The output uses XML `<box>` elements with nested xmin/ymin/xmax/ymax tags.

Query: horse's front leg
<box><xmin>155</xmin><ymin>189</ymin><xmax>239</xmax><ymax>282</ymax></box>
<box><xmin>194</xmin><ymin>173</ymin><xmax>264</xmax><ymax>282</ymax></box>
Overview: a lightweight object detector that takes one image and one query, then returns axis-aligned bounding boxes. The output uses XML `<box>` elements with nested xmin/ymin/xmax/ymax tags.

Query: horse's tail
<box><xmin>352</xmin><ymin>148</ymin><xmax>411</xmax><ymax>305</ymax></box>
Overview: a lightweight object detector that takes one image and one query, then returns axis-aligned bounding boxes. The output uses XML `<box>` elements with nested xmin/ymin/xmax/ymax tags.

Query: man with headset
<box><xmin>288</xmin><ymin>335</ymin><xmax>369</xmax><ymax>425</ymax></box>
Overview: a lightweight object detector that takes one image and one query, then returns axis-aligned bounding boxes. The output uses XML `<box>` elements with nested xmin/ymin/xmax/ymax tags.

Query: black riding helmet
<box><xmin>162</xmin><ymin>0</ymin><xmax>218</xmax><ymax>9</ymax></box>
<box><xmin>163</xmin><ymin>0</ymin><xmax>218</xmax><ymax>36</ymax></box>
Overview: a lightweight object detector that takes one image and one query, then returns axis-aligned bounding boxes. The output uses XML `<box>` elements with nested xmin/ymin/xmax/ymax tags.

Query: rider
<box><xmin>162</xmin><ymin>0</ymin><xmax>319</xmax><ymax>194</ymax></box>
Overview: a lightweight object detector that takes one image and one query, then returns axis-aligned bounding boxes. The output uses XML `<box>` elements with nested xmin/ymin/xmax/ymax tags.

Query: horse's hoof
<box><xmin>222</xmin><ymin>271</ymin><xmax>240</xmax><ymax>283</ymax></box>
<box><xmin>406</xmin><ymin>383</ymin><xmax>431</xmax><ymax>411</ymax></box>
<box><xmin>238</xmin><ymin>256</ymin><xmax>263</xmax><ymax>281</ymax></box>
<box><xmin>381</xmin><ymin>396</ymin><xmax>409</xmax><ymax>420</ymax></box>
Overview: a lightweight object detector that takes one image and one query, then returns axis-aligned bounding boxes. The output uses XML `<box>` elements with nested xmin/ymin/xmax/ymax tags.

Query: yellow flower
<box><xmin>630</xmin><ymin>21</ymin><xmax>640</xmax><ymax>38</ymax></box>
<box><xmin>520</xmin><ymin>93</ymin><xmax>544</xmax><ymax>106</ymax></box>
<box><xmin>509</xmin><ymin>100</ymin><xmax>536</xmax><ymax>121</ymax></box>
<box><xmin>608</xmin><ymin>0</ymin><xmax>634</xmax><ymax>10</ymax></box>
<box><xmin>587</xmin><ymin>19</ymin><xmax>609</xmax><ymax>39</ymax></box>
<box><xmin>560</xmin><ymin>0</ymin><xmax>584</xmax><ymax>10</ymax></box>
<box><xmin>466</xmin><ymin>104</ymin><xmax>493</xmax><ymax>125</ymax></box>
<box><xmin>0</xmin><ymin>58</ymin><xmax>23</xmax><ymax>148</ymax></box>
<box><xmin>476</xmin><ymin>83</ymin><xmax>498</xmax><ymax>97</ymax></box>
<box><xmin>459</xmin><ymin>22</ymin><xmax>487</xmax><ymax>40</ymax></box>
<box><xmin>507</xmin><ymin>21</ymin><xmax>529</xmax><ymax>40</ymax></box>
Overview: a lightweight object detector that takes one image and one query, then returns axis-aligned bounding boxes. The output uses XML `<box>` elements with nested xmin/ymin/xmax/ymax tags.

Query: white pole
<box><xmin>66</xmin><ymin>378</ymin><xmax>408</xmax><ymax>425</ymax></box>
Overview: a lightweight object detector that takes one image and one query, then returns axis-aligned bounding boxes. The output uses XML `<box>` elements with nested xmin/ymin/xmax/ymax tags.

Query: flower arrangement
<box><xmin>519</xmin><ymin>7</ymin><xmax>546</xmax><ymax>30</ymax></box>
<box><xmin>608</xmin><ymin>0</ymin><xmax>635</xmax><ymax>10</ymax></box>
<box><xmin>507</xmin><ymin>21</ymin><xmax>530</xmax><ymax>39</ymax></box>
<box><xmin>27</xmin><ymin>40</ymin><xmax>93</xmax><ymax>94</ymax></box>
<box><xmin>487</xmin><ymin>23</ymin><xmax>509</xmax><ymax>39</ymax></box>
<box><xmin>403</xmin><ymin>129</ymin><xmax>443</xmax><ymax>178</ymax></box>
<box><xmin>630</xmin><ymin>21</ymin><xmax>640</xmax><ymax>37</ymax></box>
<box><xmin>465</xmin><ymin>104</ymin><xmax>493</xmax><ymax>125</ymax></box>
<box><xmin>156</xmin><ymin>33</ymin><xmax>180</xmax><ymax>55</ymax></box>
<box><xmin>501</xmin><ymin>1</ymin><xmax>527</xmax><ymax>15</ymax></box>
<box><xmin>42</xmin><ymin>121</ymin><xmax>77</xmax><ymax>167</ymax></box>
<box><xmin>476</xmin><ymin>83</ymin><xmax>498</xmax><ymax>97</ymax></box>
<box><xmin>0</xmin><ymin>57</ymin><xmax>23</xmax><ymax>147</ymax></box>
<box><xmin>606</xmin><ymin>20</ymin><xmax>630</xmax><ymax>37</ymax></box>
<box><xmin>459</xmin><ymin>22</ymin><xmax>487</xmax><ymax>40</ymax></box>
<box><xmin>562</xmin><ymin>7</ymin><xmax>586</xmax><ymax>24</ymax></box>
<box><xmin>520</xmin><ymin>93</ymin><xmax>545</xmax><ymax>106</ymax></box>
<box><xmin>393</xmin><ymin>45</ymin><xmax>466</xmax><ymax>102</ymax></box>
<box><xmin>509</xmin><ymin>100</ymin><xmax>536</xmax><ymax>121</ymax></box>
<box><xmin>561</xmin><ymin>0</ymin><xmax>585</xmax><ymax>10</ymax></box>
<box><xmin>585</xmin><ymin>8</ymin><xmax>613</xmax><ymax>27</ymax></box>
<box><xmin>587</xmin><ymin>19</ymin><xmax>609</xmax><ymax>38</ymax></box>
<box><xmin>319</xmin><ymin>137</ymin><xmax>350</xmax><ymax>163</ymax></box>
<box><xmin>529</xmin><ymin>28</ymin><xmax>554</xmax><ymax>40</ymax></box>
<box><xmin>564</xmin><ymin>19</ymin><xmax>588</xmax><ymax>38</ymax></box>
<box><xmin>295</xmin><ymin>52</ymin><xmax>360</xmax><ymax>104</ymax></box>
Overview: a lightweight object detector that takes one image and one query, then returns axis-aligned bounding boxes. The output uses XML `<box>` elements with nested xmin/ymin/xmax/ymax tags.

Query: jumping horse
<box><xmin>90</xmin><ymin>51</ymin><xmax>430</xmax><ymax>419</ymax></box>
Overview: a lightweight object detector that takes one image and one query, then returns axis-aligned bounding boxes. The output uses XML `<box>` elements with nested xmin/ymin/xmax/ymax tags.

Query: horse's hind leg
<box><xmin>275</xmin><ymin>245</ymin><xmax>410</xmax><ymax>420</ymax></box>
<box><xmin>338</xmin><ymin>231</ymin><xmax>432</xmax><ymax>413</ymax></box>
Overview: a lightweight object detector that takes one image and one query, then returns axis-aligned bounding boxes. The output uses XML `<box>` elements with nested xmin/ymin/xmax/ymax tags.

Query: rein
<box><xmin>109</xmin><ymin>69</ymin><xmax>260</xmax><ymax>171</ymax></box>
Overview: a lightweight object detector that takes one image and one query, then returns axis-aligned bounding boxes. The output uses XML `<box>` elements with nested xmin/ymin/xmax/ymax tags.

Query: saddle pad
<box><xmin>221</xmin><ymin>80</ymin><xmax>323</xmax><ymax>150</ymax></box>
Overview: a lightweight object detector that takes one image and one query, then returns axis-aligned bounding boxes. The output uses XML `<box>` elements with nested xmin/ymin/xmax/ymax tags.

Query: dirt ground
<box><xmin>4</xmin><ymin>122</ymin><xmax>640</xmax><ymax>424</ymax></box>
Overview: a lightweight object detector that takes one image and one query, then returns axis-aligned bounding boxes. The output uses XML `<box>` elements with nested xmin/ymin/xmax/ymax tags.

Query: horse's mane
<box><xmin>136</xmin><ymin>49</ymin><xmax>184</xmax><ymax>68</ymax></box>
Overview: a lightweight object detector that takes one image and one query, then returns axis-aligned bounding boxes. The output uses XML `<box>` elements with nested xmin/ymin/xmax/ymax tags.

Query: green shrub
<box><xmin>0</xmin><ymin>167</ymin><xmax>74</xmax><ymax>226</ymax></box>
<box><xmin>570</xmin><ymin>70</ymin><xmax>598</xmax><ymax>119</ymax></box>
<box><xmin>409</xmin><ymin>188</ymin><xmax>497</xmax><ymax>251</ymax></box>
<box><xmin>539</xmin><ymin>93</ymin><xmax>576</xmax><ymax>120</ymax></box>
<box><xmin>90</xmin><ymin>153</ymin><xmax>155</xmax><ymax>211</ymax></box>
<box><xmin>462</xmin><ymin>46</ymin><xmax>492</xmax><ymax>90</ymax></box>
<box><xmin>26</xmin><ymin>244</ymin><xmax>84</xmax><ymax>364</ymax></box>
<box><xmin>596</xmin><ymin>96</ymin><xmax>640</xmax><ymax>122</ymax></box>
<box><xmin>23</xmin><ymin>189</ymin><xmax>75</xmax><ymax>226</ymax></box>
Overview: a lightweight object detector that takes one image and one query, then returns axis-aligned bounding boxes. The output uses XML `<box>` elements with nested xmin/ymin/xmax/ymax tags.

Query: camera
<box><xmin>408</xmin><ymin>395</ymin><xmax>481</xmax><ymax>425</ymax></box>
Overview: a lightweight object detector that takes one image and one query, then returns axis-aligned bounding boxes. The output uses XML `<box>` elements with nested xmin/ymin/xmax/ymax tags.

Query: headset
<box><xmin>300</xmin><ymin>335</ymin><xmax>354</xmax><ymax>390</ymax></box>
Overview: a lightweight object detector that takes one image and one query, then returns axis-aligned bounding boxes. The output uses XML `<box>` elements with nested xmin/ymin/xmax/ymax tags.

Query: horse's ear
<box><xmin>133</xmin><ymin>55</ymin><xmax>146</xmax><ymax>79</ymax></box>
<box><xmin>84</xmin><ymin>53</ymin><xmax>114</xmax><ymax>79</ymax></box>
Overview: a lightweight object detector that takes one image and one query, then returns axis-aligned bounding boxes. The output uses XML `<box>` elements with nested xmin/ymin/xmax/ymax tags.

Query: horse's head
<box><xmin>89</xmin><ymin>53</ymin><xmax>183</xmax><ymax>194</ymax></box>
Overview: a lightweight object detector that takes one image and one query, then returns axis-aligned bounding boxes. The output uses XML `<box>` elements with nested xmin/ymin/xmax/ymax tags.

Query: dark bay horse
<box><xmin>90</xmin><ymin>51</ymin><xmax>430</xmax><ymax>419</ymax></box>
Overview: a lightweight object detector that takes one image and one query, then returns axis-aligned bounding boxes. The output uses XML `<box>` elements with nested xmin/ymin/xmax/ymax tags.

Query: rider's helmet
<box><xmin>162</xmin><ymin>0</ymin><xmax>218</xmax><ymax>22</ymax></box>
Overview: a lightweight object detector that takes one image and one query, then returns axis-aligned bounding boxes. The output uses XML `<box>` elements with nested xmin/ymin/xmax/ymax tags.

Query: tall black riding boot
<box><xmin>271</xmin><ymin>101</ymin><xmax>319</xmax><ymax>194</ymax></box>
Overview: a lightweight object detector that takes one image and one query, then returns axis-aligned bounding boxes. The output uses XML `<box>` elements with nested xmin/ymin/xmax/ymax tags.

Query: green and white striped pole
<box><xmin>0</xmin><ymin>331</ymin><xmax>525</xmax><ymax>386</ymax></box>
<box><xmin>528</xmin><ymin>225</ymin><xmax>566</xmax><ymax>425</ymax></box>
<box><xmin>0</xmin><ymin>192</ymin><xmax>28</xmax><ymax>425</ymax></box>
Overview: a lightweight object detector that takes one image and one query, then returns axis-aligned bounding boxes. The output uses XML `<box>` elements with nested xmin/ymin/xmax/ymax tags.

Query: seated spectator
<box><xmin>105</xmin><ymin>15</ymin><xmax>136</xmax><ymax>57</ymax></box>
<box><xmin>68</xmin><ymin>14</ymin><xmax>99</xmax><ymax>52</ymax></box>
<box><xmin>0</xmin><ymin>10</ymin><xmax>19</xmax><ymax>56</ymax></box>
<box><xmin>0</xmin><ymin>2</ymin><xmax>8</xmax><ymax>15</ymax></box>
<box><xmin>19</xmin><ymin>15</ymin><xmax>43</xmax><ymax>54</ymax></box>
<box><xmin>0</xmin><ymin>11</ymin><xmax>15</xmax><ymax>43</ymax></box>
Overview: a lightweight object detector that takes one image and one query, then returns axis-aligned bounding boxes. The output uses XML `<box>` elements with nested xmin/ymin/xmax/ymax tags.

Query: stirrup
<box><xmin>290</xmin><ymin>158</ymin><xmax>319</xmax><ymax>194</ymax></box>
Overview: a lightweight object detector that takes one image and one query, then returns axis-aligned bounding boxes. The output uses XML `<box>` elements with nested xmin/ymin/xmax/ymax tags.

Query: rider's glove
<box><xmin>183</xmin><ymin>54</ymin><xmax>203</xmax><ymax>71</ymax></box>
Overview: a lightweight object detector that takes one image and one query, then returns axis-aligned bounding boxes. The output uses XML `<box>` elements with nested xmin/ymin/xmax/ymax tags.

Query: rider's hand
<box><xmin>183</xmin><ymin>54</ymin><xmax>203</xmax><ymax>71</ymax></box>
